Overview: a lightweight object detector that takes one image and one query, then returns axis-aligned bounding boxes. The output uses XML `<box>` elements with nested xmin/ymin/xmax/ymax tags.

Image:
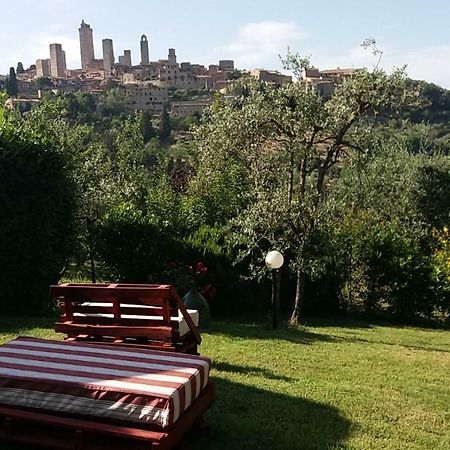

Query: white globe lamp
<box><xmin>265</xmin><ymin>250</ymin><xmax>284</xmax><ymax>270</ymax></box>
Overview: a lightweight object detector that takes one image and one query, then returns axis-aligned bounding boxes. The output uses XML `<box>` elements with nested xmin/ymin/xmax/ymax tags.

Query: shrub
<box><xmin>95</xmin><ymin>201</ymin><xmax>179</xmax><ymax>282</ymax></box>
<box><xmin>0</xmin><ymin>126</ymin><xmax>74</xmax><ymax>314</ymax></box>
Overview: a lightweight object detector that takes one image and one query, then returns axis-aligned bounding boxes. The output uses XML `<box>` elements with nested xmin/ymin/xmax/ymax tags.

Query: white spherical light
<box><xmin>265</xmin><ymin>250</ymin><xmax>284</xmax><ymax>270</ymax></box>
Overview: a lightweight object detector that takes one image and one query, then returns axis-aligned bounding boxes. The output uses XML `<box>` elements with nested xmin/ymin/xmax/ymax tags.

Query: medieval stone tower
<box><xmin>79</xmin><ymin>20</ymin><xmax>95</xmax><ymax>70</ymax></box>
<box><xmin>140</xmin><ymin>35</ymin><xmax>150</xmax><ymax>65</ymax></box>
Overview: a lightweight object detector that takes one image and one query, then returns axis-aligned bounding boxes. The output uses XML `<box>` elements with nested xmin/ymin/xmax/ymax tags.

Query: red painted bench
<box><xmin>52</xmin><ymin>283</ymin><xmax>202</xmax><ymax>355</ymax></box>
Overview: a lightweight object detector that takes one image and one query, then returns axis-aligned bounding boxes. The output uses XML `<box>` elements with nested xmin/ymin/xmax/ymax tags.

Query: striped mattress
<box><xmin>0</xmin><ymin>337</ymin><xmax>210</xmax><ymax>429</ymax></box>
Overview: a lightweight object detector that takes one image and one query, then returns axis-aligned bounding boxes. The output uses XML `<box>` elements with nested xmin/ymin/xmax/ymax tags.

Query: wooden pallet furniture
<box><xmin>0</xmin><ymin>336</ymin><xmax>214</xmax><ymax>450</ymax></box>
<box><xmin>51</xmin><ymin>283</ymin><xmax>202</xmax><ymax>355</ymax></box>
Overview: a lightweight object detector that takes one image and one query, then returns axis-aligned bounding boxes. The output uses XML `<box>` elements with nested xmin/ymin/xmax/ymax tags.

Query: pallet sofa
<box><xmin>0</xmin><ymin>283</ymin><xmax>214</xmax><ymax>450</ymax></box>
<box><xmin>53</xmin><ymin>283</ymin><xmax>202</xmax><ymax>355</ymax></box>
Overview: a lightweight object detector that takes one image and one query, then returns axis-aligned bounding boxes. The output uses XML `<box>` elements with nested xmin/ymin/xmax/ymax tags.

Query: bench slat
<box><xmin>55</xmin><ymin>323</ymin><xmax>173</xmax><ymax>339</ymax></box>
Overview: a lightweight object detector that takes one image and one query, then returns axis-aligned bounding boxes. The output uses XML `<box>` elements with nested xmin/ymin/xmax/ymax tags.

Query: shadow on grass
<box><xmin>204</xmin><ymin>321</ymin><xmax>339</xmax><ymax>345</ymax></box>
<box><xmin>333</xmin><ymin>333</ymin><xmax>450</xmax><ymax>354</ymax></box>
<box><xmin>213</xmin><ymin>361</ymin><xmax>296</xmax><ymax>382</ymax></box>
<box><xmin>184</xmin><ymin>377</ymin><xmax>351</xmax><ymax>450</ymax></box>
<box><xmin>302</xmin><ymin>315</ymin><xmax>375</xmax><ymax>330</ymax></box>
<box><xmin>0</xmin><ymin>378</ymin><xmax>351</xmax><ymax>450</ymax></box>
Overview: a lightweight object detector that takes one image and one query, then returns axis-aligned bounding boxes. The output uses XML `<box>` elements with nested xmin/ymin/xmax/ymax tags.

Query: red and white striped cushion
<box><xmin>0</xmin><ymin>337</ymin><xmax>210</xmax><ymax>428</ymax></box>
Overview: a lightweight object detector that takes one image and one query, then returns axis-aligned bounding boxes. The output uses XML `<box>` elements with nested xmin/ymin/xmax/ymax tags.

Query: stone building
<box><xmin>79</xmin><ymin>20</ymin><xmax>95</xmax><ymax>70</ymax></box>
<box><xmin>36</xmin><ymin>59</ymin><xmax>51</xmax><ymax>78</ymax></box>
<box><xmin>250</xmin><ymin>69</ymin><xmax>292</xmax><ymax>86</ymax></box>
<box><xmin>86</xmin><ymin>59</ymin><xmax>105</xmax><ymax>71</ymax></box>
<box><xmin>300</xmin><ymin>66</ymin><xmax>360</xmax><ymax>97</ymax></box>
<box><xmin>49</xmin><ymin>43</ymin><xmax>66</xmax><ymax>78</ymax></box>
<box><xmin>170</xmin><ymin>99</ymin><xmax>211</xmax><ymax>117</ymax></box>
<box><xmin>319</xmin><ymin>68</ymin><xmax>358</xmax><ymax>84</ymax></box>
<box><xmin>119</xmin><ymin>50</ymin><xmax>132</xmax><ymax>67</ymax></box>
<box><xmin>118</xmin><ymin>81</ymin><xmax>168</xmax><ymax>112</ymax></box>
<box><xmin>218</xmin><ymin>60</ymin><xmax>234</xmax><ymax>72</ymax></box>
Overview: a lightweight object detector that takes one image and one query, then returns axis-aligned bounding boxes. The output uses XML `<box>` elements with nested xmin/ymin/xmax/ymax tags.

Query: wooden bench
<box><xmin>51</xmin><ymin>283</ymin><xmax>202</xmax><ymax>355</ymax></box>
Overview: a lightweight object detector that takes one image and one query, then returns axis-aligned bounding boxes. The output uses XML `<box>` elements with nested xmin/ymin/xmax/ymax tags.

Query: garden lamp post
<box><xmin>265</xmin><ymin>250</ymin><xmax>284</xmax><ymax>330</ymax></box>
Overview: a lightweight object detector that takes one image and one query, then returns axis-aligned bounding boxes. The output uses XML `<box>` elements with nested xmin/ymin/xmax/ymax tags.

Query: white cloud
<box><xmin>215</xmin><ymin>21</ymin><xmax>309</xmax><ymax>68</ymax></box>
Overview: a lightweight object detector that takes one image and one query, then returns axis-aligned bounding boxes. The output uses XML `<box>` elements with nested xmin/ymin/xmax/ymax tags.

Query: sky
<box><xmin>1</xmin><ymin>0</ymin><xmax>449</xmax><ymax>88</ymax></box>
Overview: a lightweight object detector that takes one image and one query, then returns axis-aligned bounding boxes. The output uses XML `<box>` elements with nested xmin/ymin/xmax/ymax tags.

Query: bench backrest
<box><xmin>51</xmin><ymin>283</ymin><xmax>201</xmax><ymax>350</ymax></box>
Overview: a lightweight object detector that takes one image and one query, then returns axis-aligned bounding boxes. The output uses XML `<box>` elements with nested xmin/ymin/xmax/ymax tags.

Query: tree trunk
<box><xmin>289</xmin><ymin>268</ymin><xmax>306</xmax><ymax>326</ymax></box>
<box><xmin>299</xmin><ymin>156</ymin><xmax>307</xmax><ymax>197</ymax></box>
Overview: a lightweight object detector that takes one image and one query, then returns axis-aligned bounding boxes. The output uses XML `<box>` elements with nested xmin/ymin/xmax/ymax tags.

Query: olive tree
<box><xmin>194</xmin><ymin>52</ymin><xmax>419</xmax><ymax>325</ymax></box>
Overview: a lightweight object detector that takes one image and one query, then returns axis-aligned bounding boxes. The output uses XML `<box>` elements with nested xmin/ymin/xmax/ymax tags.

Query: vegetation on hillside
<box><xmin>0</xmin><ymin>52</ymin><xmax>449</xmax><ymax>324</ymax></box>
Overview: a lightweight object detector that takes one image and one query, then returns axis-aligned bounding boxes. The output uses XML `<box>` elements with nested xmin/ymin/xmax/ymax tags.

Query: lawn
<box><xmin>0</xmin><ymin>316</ymin><xmax>449</xmax><ymax>449</ymax></box>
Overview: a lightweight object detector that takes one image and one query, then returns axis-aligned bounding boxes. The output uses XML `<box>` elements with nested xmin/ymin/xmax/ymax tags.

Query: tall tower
<box><xmin>79</xmin><ymin>20</ymin><xmax>95</xmax><ymax>70</ymax></box>
<box><xmin>119</xmin><ymin>50</ymin><xmax>132</xmax><ymax>67</ymax></box>
<box><xmin>102</xmin><ymin>38</ymin><xmax>115</xmax><ymax>75</ymax></box>
<box><xmin>36</xmin><ymin>59</ymin><xmax>51</xmax><ymax>77</ymax></box>
<box><xmin>168</xmin><ymin>48</ymin><xmax>177</xmax><ymax>65</ymax></box>
<box><xmin>49</xmin><ymin>43</ymin><xmax>66</xmax><ymax>78</ymax></box>
<box><xmin>140</xmin><ymin>35</ymin><xmax>149</xmax><ymax>65</ymax></box>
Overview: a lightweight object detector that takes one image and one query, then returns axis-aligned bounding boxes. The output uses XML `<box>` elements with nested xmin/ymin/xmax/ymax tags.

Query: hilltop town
<box><xmin>0</xmin><ymin>20</ymin><xmax>359</xmax><ymax>117</ymax></box>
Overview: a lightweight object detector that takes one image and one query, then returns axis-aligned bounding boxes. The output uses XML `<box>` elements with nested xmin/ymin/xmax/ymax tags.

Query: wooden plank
<box><xmin>112</xmin><ymin>298</ymin><xmax>121</xmax><ymax>323</ymax></box>
<box><xmin>51</xmin><ymin>285</ymin><xmax>172</xmax><ymax>300</ymax></box>
<box><xmin>71</xmin><ymin>316</ymin><xmax>182</xmax><ymax>330</ymax></box>
<box><xmin>55</xmin><ymin>323</ymin><xmax>173</xmax><ymax>339</ymax></box>
<box><xmin>64</xmin><ymin>297</ymin><xmax>74</xmax><ymax>322</ymax></box>
<box><xmin>0</xmin><ymin>406</ymin><xmax>167</xmax><ymax>441</ymax></box>
<box><xmin>171</xmin><ymin>287</ymin><xmax>202</xmax><ymax>345</ymax></box>
<box><xmin>73</xmin><ymin>305</ymin><xmax>165</xmax><ymax>315</ymax></box>
<box><xmin>66</xmin><ymin>338</ymin><xmax>177</xmax><ymax>351</ymax></box>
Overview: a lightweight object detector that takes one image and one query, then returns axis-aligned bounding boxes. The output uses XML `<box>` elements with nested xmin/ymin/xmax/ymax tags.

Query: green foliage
<box><xmin>1</xmin><ymin>49</ymin><xmax>449</xmax><ymax>325</ymax></box>
<box><xmin>170</xmin><ymin>112</ymin><xmax>201</xmax><ymax>132</ymax></box>
<box><xmin>317</xmin><ymin>142</ymin><xmax>450</xmax><ymax>322</ymax></box>
<box><xmin>97</xmin><ymin>88</ymin><xmax>129</xmax><ymax>120</ymax></box>
<box><xmin>36</xmin><ymin>77</ymin><xmax>53</xmax><ymax>90</ymax></box>
<box><xmin>408</xmin><ymin>81</ymin><xmax>450</xmax><ymax>124</ymax></box>
<box><xmin>0</xmin><ymin>114</ymin><xmax>74</xmax><ymax>314</ymax></box>
<box><xmin>158</xmin><ymin>107</ymin><xmax>172</xmax><ymax>143</ymax></box>
<box><xmin>6</xmin><ymin>67</ymin><xmax>18</xmax><ymax>97</ymax></box>
<box><xmin>194</xmin><ymin>63</ymin><xmax>420</xmax><ymax>323</ymax></box>
<box><xmin>141</xmin><ymin>110</ymin><xmax>157</xmax><ymax>143</ymax></box>
<box><xmin>416</xmin><ymin>163</ymin><xmax>450</xmax><ymax>229</ymax></box>
<box><xmin>96</xmin><ymin>201</ymin><xmax>179</xmax><ymax>282</ymax></box>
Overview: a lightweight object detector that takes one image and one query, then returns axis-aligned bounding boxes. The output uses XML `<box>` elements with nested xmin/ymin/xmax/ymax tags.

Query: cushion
<box><xmin>0</xmin><ymin>337</ymin><xmax>210</xmax><ymax>429</ymax></box>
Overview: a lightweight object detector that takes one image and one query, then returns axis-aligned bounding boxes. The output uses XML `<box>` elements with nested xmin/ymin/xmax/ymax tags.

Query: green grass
<box><xmin>1</xmin><ymin>316</ymin><xmax>450</xmax><ymax>449</ymax></box>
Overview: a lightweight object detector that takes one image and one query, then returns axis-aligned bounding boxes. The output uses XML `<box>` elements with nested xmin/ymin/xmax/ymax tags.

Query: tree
<box><xmin>158</xmin><ymin>107</ymin><xmax>172</xmax><ymax>143</ymax></box>
<box><xmin>141</xmin><ymin>110</ymin><xmax>157</xmax><ymax>143</ymax></box>
<box><xmin>194</xmin><ymin>52</ymin><xmax>419</xmax><ymax>325</ymax></box>
<box><xmin>36</xmin><ymin>76</ymin><xmax>53</xmax><ymax>90</ymax></box>
<box><xmin>16</xmin><ymin>62</ymin><xmax>24</xmax><ymax>74</ymax></box>
<box><xmin>6</xmin><ymin>67</ymin><xmax>18</xmax><ymax>97</ymax></box>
